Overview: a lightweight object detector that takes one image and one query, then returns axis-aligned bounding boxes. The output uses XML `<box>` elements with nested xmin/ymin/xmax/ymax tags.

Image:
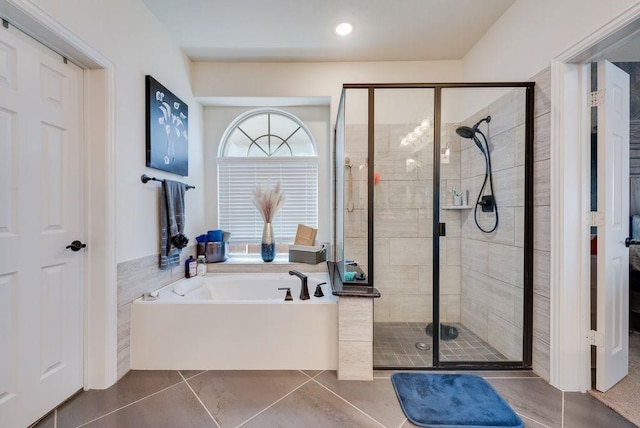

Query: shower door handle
<box><xmin>439</xmin><ymin>223</ymin><xmax>446</xmax><ymax>237</ymax></box>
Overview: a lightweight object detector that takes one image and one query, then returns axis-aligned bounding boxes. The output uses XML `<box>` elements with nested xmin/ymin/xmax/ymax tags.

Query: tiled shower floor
<box><xmin>374</xmin><ymin>322</ymin><xmax>508</xmax><ymax>367</ymax></box>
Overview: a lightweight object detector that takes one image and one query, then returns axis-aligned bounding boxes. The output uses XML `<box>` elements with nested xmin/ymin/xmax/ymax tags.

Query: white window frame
<box><xmin>217</xmin><ymin>108</ymin><xmax>319</xmax><ymax>255</ymax></box>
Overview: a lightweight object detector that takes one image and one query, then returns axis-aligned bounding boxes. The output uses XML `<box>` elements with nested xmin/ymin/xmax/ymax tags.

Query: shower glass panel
<box><xmin>372</xmin><ymin>89</ymin><xmax>435</xmax><ymax>368</ymax></box>
<box><xmin>335</xmin><ymin>91</ymin><xmax>346</xmax><ymax>279</ymax></box>
<box><xmin>438</xmin><ymin>87</ymin><xmax>528</xmax><ymax>364</ymax></box>
<box><xmin>342</xmin><ymin>88</ymin><xmax>370</xmax><ymax>280</ymax></box>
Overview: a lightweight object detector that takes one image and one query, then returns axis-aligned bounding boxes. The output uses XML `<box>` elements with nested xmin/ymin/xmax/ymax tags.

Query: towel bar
<box><xmin>141</xmin><ymin>174</ymin><xmax>195</xmax><ymax>190</ymax></box>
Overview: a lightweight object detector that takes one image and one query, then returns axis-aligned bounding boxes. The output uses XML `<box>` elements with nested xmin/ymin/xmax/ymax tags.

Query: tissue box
<box><xmin>288</xmin><ymin>245</ymin><xmax>326</xmax><ymax>264</ymax></box>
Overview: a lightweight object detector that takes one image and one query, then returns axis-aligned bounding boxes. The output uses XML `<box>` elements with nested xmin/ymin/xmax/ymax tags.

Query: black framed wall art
<box><xmin>145</xmin><ymin>75</ymin><xmax>189</xmax><ymax>176</ymax></box>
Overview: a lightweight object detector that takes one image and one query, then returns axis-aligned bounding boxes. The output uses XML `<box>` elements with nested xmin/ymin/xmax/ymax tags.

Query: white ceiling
<box><xmin>142</xmin><ymin>0</ymin><xmax>516</xmax><ymax>62</ymax></box>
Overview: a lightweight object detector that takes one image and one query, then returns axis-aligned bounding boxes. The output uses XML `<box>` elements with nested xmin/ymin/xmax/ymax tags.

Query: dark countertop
<box><xmin>327</xmin><ymin>261</ymin><xmax>381</xmax><ymax>298</ymax></box>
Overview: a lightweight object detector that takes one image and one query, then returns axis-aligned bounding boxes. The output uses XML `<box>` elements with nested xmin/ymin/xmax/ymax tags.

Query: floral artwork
<box><xmin>145</xmin><ymin>75</ymin><xmax>189</xmax><ymax>176</ymax></box>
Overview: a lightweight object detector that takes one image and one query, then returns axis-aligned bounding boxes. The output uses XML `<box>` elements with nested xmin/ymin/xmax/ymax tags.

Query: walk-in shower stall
<box><xmin>334</xmin><ymin>83</ymin><xmax>534</xmax><ymax>369</ymax></box>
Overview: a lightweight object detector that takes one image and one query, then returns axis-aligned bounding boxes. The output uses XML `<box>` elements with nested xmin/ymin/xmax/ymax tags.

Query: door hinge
<box><xmin>589</xmin><ymin>211</ymin><xmax>604</xmax><ymax>227</ymax></box>
<box><xmin>590</xmin><ymin>90</ymin><xmax>605</xmax><ymax>107</ymax></box>
<box><xmin>589</xmin><ymin>330</ymin><xmax>604</xmax><ymax>347</ymax></box>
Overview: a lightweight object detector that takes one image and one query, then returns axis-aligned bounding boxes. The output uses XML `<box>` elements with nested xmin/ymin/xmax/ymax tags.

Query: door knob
<box><xmin>66</xmin><ymin>240</ymin><xmax>87</xmax><ymax>251</ymax></box>
<box><xmin>624</xmin><ymin>237</ymin><xmax>640</xmax><ymax>247</ymax></box>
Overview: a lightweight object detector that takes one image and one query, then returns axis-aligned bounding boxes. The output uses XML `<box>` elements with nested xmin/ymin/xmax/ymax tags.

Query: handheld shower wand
<box><xmin>455</xmin><ymin>116</ymin><xmax>499</xmax><ymax>233</ymax></box>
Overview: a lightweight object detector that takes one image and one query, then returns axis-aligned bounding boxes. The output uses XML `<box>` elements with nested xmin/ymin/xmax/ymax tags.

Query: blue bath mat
<box><xmin>391</xmin><ymin>373</ymin><xmax>523</xmax><ymax>428</ymax></box>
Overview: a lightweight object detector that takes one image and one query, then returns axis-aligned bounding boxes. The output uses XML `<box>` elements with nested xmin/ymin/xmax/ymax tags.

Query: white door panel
<box><xmin>0</xmin><ymin>24</ymin><xmax>83</xmax><ymax>427</ymax></box>
<box><xmin>596</xmin><ymin>60</ymin><xmax>630</xmax><ymax>392</ymax></box>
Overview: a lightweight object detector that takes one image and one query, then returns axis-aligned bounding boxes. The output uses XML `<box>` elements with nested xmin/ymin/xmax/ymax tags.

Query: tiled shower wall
<box><xmin>457</xmin><ymin>71</ymin><xmax>550</xmax><ymax>374</ymax></box>
<box><xmin>531</xmin><ymin>68</ymin><xmax>552</xmax><ymax>381</ymax></box>
<box><xmin>459</xmin><ymin>89</ymin><xmax>526</xmax><ymax>361</ymax></box>
<box><xmin>343</xmin><ymin>123</ymin><xmax>462</xmax><ymax>325</ymax></box>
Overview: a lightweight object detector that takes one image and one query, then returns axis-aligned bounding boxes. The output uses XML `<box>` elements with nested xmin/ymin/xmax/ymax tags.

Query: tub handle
<box><xmin>314</xmin><ymin>282</ymin><xmax>326</xmax><ymax>298</ymax></box>
<box><xmin>277</xmin><ymin>287</ymin><xmax>293</xmax><ymax>301</ymax></box>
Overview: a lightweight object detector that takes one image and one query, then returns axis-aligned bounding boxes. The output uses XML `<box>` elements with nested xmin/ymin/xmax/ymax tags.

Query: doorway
<box><xmin>0</xmin><ymin>4</ymin><xmax>117</xmax><ymax>425</ymax></box>
<box><xmin>550</xmin><ymin>2</ymin><xmax>640</xmax><ymax>412</ymax></box>
<box><xmin>586</xmin><ymin>54</ymin><xmax>640</xmax><ymax>423</ymax></box>
<box><xmin>0</xmin><ymin>23</ymin><xmax>85</xmax><ymax>427</ymax></box>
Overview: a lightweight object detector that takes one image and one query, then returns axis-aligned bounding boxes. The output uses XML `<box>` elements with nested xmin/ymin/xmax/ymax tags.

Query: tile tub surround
<box><xmin>117</xmin><ymin>246</ymin><xmax>196</xmax><ymax>380</ymax></box>
<box><xmin>338</xmin><ymin>297</ymin><xmax>374</xmax><ymax>380</ymax></box>
<box><xmin>34</xmin><ymin>369</ymin><xmax>635</xmax><ymax>428</ymax></box>
<box><xmin>328</xmin><ymin>261</ymin><xmax>380</xmax><ymax>380</ymax></box>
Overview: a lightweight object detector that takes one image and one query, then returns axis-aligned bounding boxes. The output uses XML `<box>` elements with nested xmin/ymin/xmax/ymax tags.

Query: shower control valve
<box><xmin>479</xmin><ymin>195</ymin><xmax>495</xmax><ymax>213</ymax></box>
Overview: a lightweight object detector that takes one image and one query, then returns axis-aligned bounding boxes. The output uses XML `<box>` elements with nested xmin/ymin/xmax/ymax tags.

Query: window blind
<box><xmin>218</xmin><ymin>161</ymin><xmax>318</xmax><ymax>245</ymax></box>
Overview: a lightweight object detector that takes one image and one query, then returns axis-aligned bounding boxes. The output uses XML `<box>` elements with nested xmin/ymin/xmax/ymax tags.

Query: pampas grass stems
<box><xmin>253</xmin><ymin>184</ymin><xmax>285</xmax><ymax>223</ymax></box>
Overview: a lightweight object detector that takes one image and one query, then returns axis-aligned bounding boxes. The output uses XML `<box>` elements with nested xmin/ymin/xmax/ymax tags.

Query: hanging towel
<box><xmin>160</xmin><ymin>179</ymin><xmax>189</xmax><ymax>268</ymax></box>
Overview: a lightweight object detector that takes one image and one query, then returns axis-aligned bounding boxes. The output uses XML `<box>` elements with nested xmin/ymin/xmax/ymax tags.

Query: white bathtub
<box><xmin>130</xmin><ymin>272</ymin><xmax>338</xmax><ymax>370</ymax></box>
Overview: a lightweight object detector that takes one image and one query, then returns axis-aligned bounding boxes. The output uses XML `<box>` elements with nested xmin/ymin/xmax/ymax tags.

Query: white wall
<box><xmin>463</xmin><ymin>0</ymin><xmax>639</xmax><ymax>81</ymax></box>
<box><xmin>31</xmin><ymin>0</ymin><xmax>205</xmax><ymax>263</ymax></box>
<box><xmin>192</xmin><ymin>60</ymin><xmax>463</xmax><ymax>120</ymax></box>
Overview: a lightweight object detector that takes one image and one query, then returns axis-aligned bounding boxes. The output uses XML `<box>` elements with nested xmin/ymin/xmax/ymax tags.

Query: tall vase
<box><xmin>261</xmin><ymin>222</ymin><xmax>276</xmax><ymax>262</ymax></box>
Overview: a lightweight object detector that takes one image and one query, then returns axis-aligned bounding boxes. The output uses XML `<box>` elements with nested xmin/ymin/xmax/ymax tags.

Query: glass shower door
<box><xmin>437</xmin><ymin>87</ymin><xmax>528</xmax><ymax>365</ymax></box>
<box><xmin>371</xmin><ymin>88</ymin><xmax>435</xmax><ymax>368</ymax></box>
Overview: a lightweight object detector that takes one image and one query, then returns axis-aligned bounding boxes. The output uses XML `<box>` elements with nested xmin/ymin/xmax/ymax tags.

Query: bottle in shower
<box><xmin>197</xmin><ymin>255</ymin><xmax>207</xmax><ymax>276</ymax></box>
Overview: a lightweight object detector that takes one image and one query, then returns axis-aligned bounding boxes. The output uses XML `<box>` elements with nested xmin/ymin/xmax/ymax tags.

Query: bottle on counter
<box><xmin>196</xmin><ymin>255</ymin><xmax>207</xmax><ymax>276</ymax></box>
<box><xmin>185</xmin><ymin>256</ymin><xmax>197</xmax><ymax>278</ymax></box>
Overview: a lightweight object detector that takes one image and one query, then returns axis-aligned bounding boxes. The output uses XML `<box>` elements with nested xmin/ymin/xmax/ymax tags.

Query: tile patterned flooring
<box><xmin>32</xmin><ymin>369</ymin><xmax>635</xmax><ymax>428</ymax></box>
<box><xmin>374</xmin><ymin>322</ymin><xmax>508</xmax><ymax>368</ymax></box>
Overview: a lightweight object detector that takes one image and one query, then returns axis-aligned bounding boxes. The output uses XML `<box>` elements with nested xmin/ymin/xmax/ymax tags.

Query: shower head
<box><xmin>455</xmin><ymin>125</ymin><xmax>484</xmax><ymax>153</ymax></box>
<box><xmin>455</xmin><ymin>126</ymin><xmax>476</xmax><ymax>139</ymax></box>
<box><xmin>456</xmin><ymin>115</ymin><xmax>492</xmax><ymax>139</ymax></box>
<box><xmin>455</xmin><ymin>115</ymin><xmax>491</xmax><ymax>152</ymax></box>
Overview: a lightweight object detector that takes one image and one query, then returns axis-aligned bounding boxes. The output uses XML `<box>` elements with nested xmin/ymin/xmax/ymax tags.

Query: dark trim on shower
<box><xmin>368</xmin><ymin>87</ymin><xmax>375</xmax><ymax>286</ymax></box>
<box><xmin>523</xmin><ymin>84</ymin><xmax>536</xmax><ymax>367</ymax></box>
<box><xmin>432</xmin><ymin>86</ymin><xmax>442</xmax><ymax>366</ymax></box>
<box><xmin>343</xmin><ymin>82</ymin><xmax>535</xmax><ymax>89</ymax></box>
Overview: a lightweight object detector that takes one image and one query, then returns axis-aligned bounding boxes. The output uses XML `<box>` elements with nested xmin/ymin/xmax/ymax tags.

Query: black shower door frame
<box><xmin>342</xmin><ymin>82</ymin><xmax>535</xmax><ymax>370</ymax></box>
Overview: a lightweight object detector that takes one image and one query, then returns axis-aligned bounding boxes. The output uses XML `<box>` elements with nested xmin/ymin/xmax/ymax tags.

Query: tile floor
<box><xmin>374</xmin><ymin>322</ymin><xmax>508</xmax><ymax>367</ymax></box>
<box><xmin>32</xmin><ymin>369</ymin><xmax>634</xmax><ymax>428</ymax></box>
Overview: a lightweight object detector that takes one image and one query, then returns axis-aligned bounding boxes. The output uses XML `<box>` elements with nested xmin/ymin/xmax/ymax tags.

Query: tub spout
<box><xmin>289</xmin><ymin>270</ymin><xmax>310</xmax><ymax>300</ymax></box>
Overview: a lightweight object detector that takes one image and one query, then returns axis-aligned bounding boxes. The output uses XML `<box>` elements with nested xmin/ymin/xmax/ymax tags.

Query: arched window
<box><xmin>217</xmin><ymin>109</ymin><xmax>318</xmax><ymax>254</ymax></box>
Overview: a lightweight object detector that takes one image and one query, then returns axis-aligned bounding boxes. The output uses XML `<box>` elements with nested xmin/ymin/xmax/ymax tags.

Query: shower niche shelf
<box><xmin>442</xmin><ymin>205</ymin><xmax>472</xmax><ymax>210</ymax></box>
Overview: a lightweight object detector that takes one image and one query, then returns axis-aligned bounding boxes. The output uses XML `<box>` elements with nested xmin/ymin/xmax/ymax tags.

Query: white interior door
<box><xmin>596</xmin><ymin>60</ymin><xmax>630</xmax><ymax>392</ymax></box>
<box><xmin>0</xmin><ymin>24</ymin><xmax>84</xmax><ymax>427</ymax></box>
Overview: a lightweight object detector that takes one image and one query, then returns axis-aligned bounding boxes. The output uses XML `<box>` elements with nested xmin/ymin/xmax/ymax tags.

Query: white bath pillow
<box><xmin>173</xmin><ymin>276</ymin><xmax>204</xmax><ymax>296</ymax></box>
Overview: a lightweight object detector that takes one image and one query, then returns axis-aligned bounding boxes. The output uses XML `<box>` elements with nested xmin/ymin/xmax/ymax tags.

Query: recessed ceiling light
<box><xmin>335</xmin><ymin>22</ymin><xmax>353</xmax><ymax>36</ymax></box>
